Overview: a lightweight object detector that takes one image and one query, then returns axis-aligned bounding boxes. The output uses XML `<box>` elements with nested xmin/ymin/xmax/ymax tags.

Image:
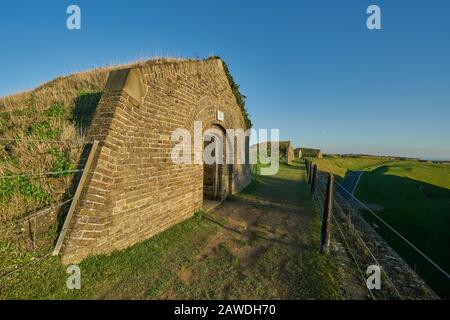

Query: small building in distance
<box><xmin>294</xmin><ymin>148</ymin><xmax>303</xmax><ymax>159</ymax></box>
<box><xmin>279</xmin><ymin>141</ymin><xmax>295</xmax><ymax>164</ymax></box>
<box><xmin>299</xmin><ymin>147</ymin><xmax>323</xmax><ymax>158</ymax></box>
<box><xmin>251</xmin><ymin>140</ymin><xmax>295</xmax><ymax>164</ymax></box>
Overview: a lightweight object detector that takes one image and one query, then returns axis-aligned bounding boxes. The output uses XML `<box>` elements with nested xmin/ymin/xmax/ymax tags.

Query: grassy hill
<box><xmin>0</xmin><ymin>66</ymin><xmax>115</xmax><ymax>222</ymax></box>
<box><xmin>311</xmin><ymin>156</ymin><xmax>392</xmax><ymax>179</ymax></box>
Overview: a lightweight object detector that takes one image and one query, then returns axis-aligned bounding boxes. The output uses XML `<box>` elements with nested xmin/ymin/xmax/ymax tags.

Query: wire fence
<box><xmin>0</xmin><ymin>195</ymin><xmax>75</xmax><ymax>279</ymax></box>
<box><xmin>306</xmin><ymin>159</ymin><xmax>444</xmax><ymax>299</ymax></box>
<box><xmin>312</xmin><ymin>171</ymin><xmax>402</xmax><ymax>299</ymax></box>
<box><xmin>334</xmin><ymin>181</ymin><xmax>450</xmax><ymax>281</ymax></box>
<box><xmin>0</xmin><ymin>198</ymin><xmax>73</xmax><ymax>233</ymax></box>
<box><xmin>0</xmin><ymin>169</ymin><xmax>84</xmax><ymax>180</ymax></box>
<box><xmin>0</xmin><ymin>139</ymin><xmax>88</xmax><ymax>281</ymax></box>
<box><xmin>312</xmin><ymin>178</ymin><xmax>376</xmax><ymax>299</ymax></box>
<box><xmin>0</xmin><ymin>138</ymin><xmax>84</xmax><ymax>145</ymax></box>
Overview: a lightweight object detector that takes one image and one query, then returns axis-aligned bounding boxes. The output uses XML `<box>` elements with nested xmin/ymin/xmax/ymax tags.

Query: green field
<box><xmin>312</xmin><ymin>156</ymin><xmax>393</xmax><ymax>179</ymax></box>
<box><xmin>312</xmin><ymin>156</ymin><xmax>450</xmax><ymax>298</ymax></box>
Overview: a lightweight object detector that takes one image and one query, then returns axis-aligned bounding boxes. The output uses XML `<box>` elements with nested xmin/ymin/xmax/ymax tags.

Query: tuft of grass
<box><xmin>50</xmin><ymin>149</ymin><xmax>75</xmax><ymax>177</ymax></box>
<box><xmin>0</xmin><ymin>175</ymin><xmax>53</xmax><ymax>207</ymax></box>
<box><xmin>0</xmin><ymin>156</ymin><xmax>19</xmax><ymax>166</ymax></box>
<box><xmin>27</xmin><ymin>121</ymin><xmax>58</xmax><ymax>140</ymax></box>
<box><xmin>193</xmin><ymin>209</ymin><xmax>204</xmax><ymax>220</ymax></box>
<box><xmin>44</xmin><ymin>103</ymin><xmax>65</xmax><ymax>118</ymax></box>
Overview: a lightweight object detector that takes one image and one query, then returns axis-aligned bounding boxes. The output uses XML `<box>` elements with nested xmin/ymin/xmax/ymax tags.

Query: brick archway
<box><xmin>203</xmin><ymin>124</ymin><xmax>230</xmax><ymax>202</ymax></box>
<box><xmin>59</xmin><ymin>58</ymin><xmax>252</xmax><ymax>263</ymax></box>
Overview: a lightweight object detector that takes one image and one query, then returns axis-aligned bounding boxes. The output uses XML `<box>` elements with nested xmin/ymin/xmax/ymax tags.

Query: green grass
<box><xmin>27</xmin><ymin>120</ymin><xmax>59</xmax><ymax>140</ymax></box>
<box><xmin>49</xmin><ymin>149</ymin><xmax>75</xmax><ymax>177</ymax></box>
<box><xmin>232</xmin><ymin>161</ymin><xmax>342</xmax><ymax>298</ymax></box>
<box><xmin>354</xmin><ymin>162</ymin><xmax>450</xmax><ymax>298</ymax></box>
<box><xmin>0</xmin><ymin>89</ymin><xmax>104</xmax><ymax>220</ymax></box>
<box><xmin>0</xmin><ymin>175</ymin><xmax>53</xmax><ymax>206</ymax></box>
<box><xmin>242</xmin><ymin>161</ymin><xmax>312</xmax><ymax>206</ymax></box>
<box><xmin>312</xmin><ymin>156</ymin><xmax>393</xmax><ymax>180</ymax></box>
<box><xmin>166</xmin><ymin>238</ymin><xmax>340</xmax><ymax>300</ymax></box>
<box><xmin>0</xmin><ymin>214</ymin><xmax>218</xmax><ymax>299</ymax></box>
<box><xmin>44</xmin><ymin>103</ymin><xmax>65</xmax><ymax>118</ymax></box>
<box><xmin>314</xmin><ymin>156</ymin><xmax>450</xmax><ymax>298</ymax></box>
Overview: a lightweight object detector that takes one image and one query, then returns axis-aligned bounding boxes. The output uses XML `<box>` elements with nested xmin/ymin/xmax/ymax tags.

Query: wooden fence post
<box><xmin>310</xmin><ymin>164</ymin><xmax>317</xmax><ymax>195</ymax></box>
<box><xmin>305</xmin><ymin>159</ymin><xmax>310</xmax><ymax>181</ymax></box>
<box><xmin>320</xmin><ymin>173</ymin><xmax>334</xmax><ymax>254</ymax></box>
<box><xmin>308</xmin><ymin>162</ymin><xmax>313</xmax><ymax>184</ymax></box>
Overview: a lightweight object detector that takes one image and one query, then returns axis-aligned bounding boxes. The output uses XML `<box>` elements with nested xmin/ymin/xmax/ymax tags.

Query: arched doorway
<box><xmin>202</xmin><ymin>125</ymin><xmax>228</xmax><ymax>210</ymax></box>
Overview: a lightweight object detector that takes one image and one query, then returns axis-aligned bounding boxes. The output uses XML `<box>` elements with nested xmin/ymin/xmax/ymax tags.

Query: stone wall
<box><xmin>60</xmin><ymin>58</ymin><xmax>252</xmax><ymax>263</ymax></box>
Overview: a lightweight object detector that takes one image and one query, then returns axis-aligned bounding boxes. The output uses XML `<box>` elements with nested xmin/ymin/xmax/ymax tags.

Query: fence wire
<box><xmin>312</xmin><ymin>179</ymin><xmax>377</xmax><ymax>300</ymax></box>
<box><xmin>313</xmin><ymin>172</ymin><xmax>404</xmax><ymax>299</ymax></box>
<box><xmin>0</xmin><ymin>198</ymin><xmax>73</xmax><ymax>233</ymax></box>
<box><xmin>0</xmin><ymin>169</ymin><xmax>84</xmax><ymax>180</ymax></box>
<box><xmin>334</xmin><ymin>180</ymin><xmax>450</xmax><ymax>281</ymax></box>
<box><xmin>0</xmin><ymin>138</ymin><xmax>84</xmax><ymax>145</ymax></box>
<box><xmin>330</xmin><ymin>189</ymin><xmax>403</xmax><ymax>298</ymax></box>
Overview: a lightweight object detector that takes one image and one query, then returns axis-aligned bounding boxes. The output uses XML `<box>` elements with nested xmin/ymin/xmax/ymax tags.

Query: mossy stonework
<box><xmin>60</xmin><ymin>58</ymin><xmax>252</xmax><ymax>263</ymax></box>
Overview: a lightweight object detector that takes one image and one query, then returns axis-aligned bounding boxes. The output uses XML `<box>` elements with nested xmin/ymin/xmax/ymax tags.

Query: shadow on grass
<box><xmin>54</xmin><ymin>92</ymin><xmax>103</xmax><ymax>234</ymax></box>
<box><xmin>55</xmin><ymin>143</ymin><xmax>95</xmax><ymax>234</ymax></box>
<box><xmin>355</xmin><ymin>165</ymin><xmax>450</xmax><ymax>298</ymax></box>
<box><xmin>203</xmin><ymin>209</ymin><xmax>298</xmax><ymax>248</ymax></box>
<box><xmin>72</xmin><ymin>91</ymin><xmax>102</xmax><ymax>135</ymax></box>
<box><xmin>240</xmin><ymin>167</ymin><xmax>310</xmax><ymax>206</ymax></box>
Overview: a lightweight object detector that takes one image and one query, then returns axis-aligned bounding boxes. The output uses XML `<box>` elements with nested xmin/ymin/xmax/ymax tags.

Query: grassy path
<box><xmin>158</xmin><ymin>161</ymin><xmax>347</xmax><ymax>299</ymax></box>
<box><xmin>1</xmin><ymin>161</ymin><xmax>358</xmax><ymax>299</ymax></box>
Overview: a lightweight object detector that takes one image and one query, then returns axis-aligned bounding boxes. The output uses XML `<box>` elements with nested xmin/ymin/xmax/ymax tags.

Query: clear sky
<box><xmin>1</xmin><ymin>0</ymin><xmax>449</xmax><ymax>160</ymax></box>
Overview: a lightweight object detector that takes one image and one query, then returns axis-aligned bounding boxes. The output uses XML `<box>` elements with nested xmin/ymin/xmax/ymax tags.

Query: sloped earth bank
<box><xmin>158</xmin><ymin>162</ymin><xmax>367</xmax><ymax>299</ymax></box>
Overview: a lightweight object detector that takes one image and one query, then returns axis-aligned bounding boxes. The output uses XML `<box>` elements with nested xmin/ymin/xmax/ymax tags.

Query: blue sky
<box><xmin>1</xmin><ymin>0</ymin><xmax>449</xmax><ymax>159</ymax></box>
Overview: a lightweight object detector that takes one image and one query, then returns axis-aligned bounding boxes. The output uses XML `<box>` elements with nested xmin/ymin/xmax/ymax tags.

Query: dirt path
<box><xmin>158</xmin><ymin>162</ymin><xmax>367</xmax><ymax>299</ymax></box>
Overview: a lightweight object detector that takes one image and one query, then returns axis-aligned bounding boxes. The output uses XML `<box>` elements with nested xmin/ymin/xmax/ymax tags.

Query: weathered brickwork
<box><xmin>60</xmin><ymin>58</ymin><xmax>252</xmax><ymax>263</ymax></box>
